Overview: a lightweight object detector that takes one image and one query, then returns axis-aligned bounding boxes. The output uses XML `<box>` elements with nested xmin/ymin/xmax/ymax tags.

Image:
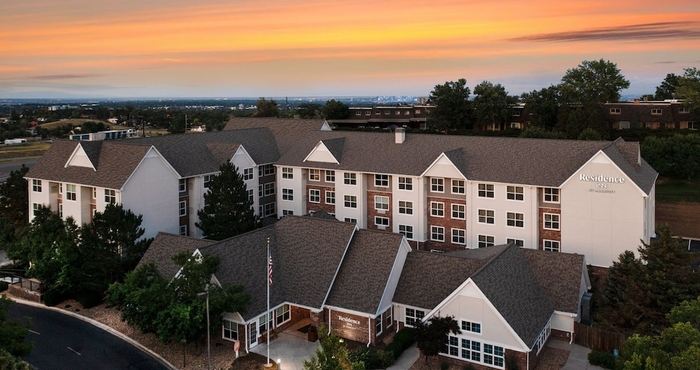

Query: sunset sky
<box><xmin>1</xmin><ymin>0</ymin><xmax>699</xmax><ymax>99</ymax></box>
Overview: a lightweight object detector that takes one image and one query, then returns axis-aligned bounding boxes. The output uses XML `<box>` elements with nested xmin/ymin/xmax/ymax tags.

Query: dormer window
<box><xmin>651</xmin><ymin>109</ymin><xmax>662</xmax><ymax>115</ymax></box>
<box><xmin>610</xmin><ymin>108</ymin><xmax>621</xmax><ymax>114</ymax></box>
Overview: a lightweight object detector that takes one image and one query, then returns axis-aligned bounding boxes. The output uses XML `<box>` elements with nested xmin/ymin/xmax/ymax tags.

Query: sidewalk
<box><xmin>387</xmin><ymin>343</ymin><xmax>420</xmax><ymax>370</ymax></box>
<box><xmin>548</xmin><ymin>340</ymin><xmax>605</xmax><ymax>370</ymax></box>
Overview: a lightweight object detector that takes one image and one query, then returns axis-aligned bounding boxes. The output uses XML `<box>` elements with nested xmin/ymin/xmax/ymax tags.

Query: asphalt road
<box><xmin>0</xmin><ymin>158</ymin><xmax>38</xmax><ymax>182</ymax></box>
<box><xmin>7</xmin><ymin>302</ymin><xmax>171</xmax><ymax>370</ymax></box>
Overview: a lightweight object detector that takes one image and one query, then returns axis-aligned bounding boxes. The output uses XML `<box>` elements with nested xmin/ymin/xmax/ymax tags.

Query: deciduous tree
<box><xmin>654</xmin><ymin>73</ymin><xmax>680</xmax><ymax>100</ymax></box>
<box><xmin>0</xmin><ymin>296</ymin><xmax>33</xmax><ymax>359</ymax></box>
<box><xmin>0</xmin><ymin>165</ymin><xmax>29</xmax><ymax>246</ymax></box>
<box><xmin>427</xmin><ymin>78</ymin><xmax>472</xmax><ymax>131</ymax></box>
<box><xmin>559</xmin><ymin>59</ymin><xmax>630</xmax><ymax>104</ymax></box>
<box><xmin>196</xmin><ymin>161</ymin><xmax>259</xmax><ymax>241</ymax></box>
<box><xmin>414</xmin><ymin>316</ymin><xmax>461</xmax><ymax>363</ymax></box>
<box><xmin>521</xmin><ymin>85</ymin><xmax>560</xmax><ymax>130</ymax></box>
<box><xmin>297</xmin><ymin>103</ymin><xmax>323</xmax><ymax>119</ymax></box>
<box><xmin>254</xmin><ymin>98</ymin><xmax>279</xmax><ymax>117</ymax></box>
<box><xmin>323</xmin><ymin>100</ymin><xmax>350</xmax><ymax>120</ymax></box>
<box><xmin>676</xmin><ymin>67</ymin><xmax>700</xmax><ymax>117</ymax></box>
<box><xmin>472</xmin><ymin>81</ymin><xmax>511</xmax><ymax>131</ymax></box>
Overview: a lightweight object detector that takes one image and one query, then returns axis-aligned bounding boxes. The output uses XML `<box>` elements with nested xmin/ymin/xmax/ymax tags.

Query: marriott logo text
<box><xmin>579</xmin><ymin>174</ymin><xmax>625</xmax><ymax>183</ymax></box>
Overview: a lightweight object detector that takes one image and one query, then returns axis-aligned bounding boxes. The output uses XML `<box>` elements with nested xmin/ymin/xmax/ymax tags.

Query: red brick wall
<box><xmin>539</xmin><ymin>207</ymin><xmax>561</xmax><ymax>249</ymax></box>
<box><xmin>431</xmin><ymin>349</ymin><xmax>531</xmax><ymax>370</ymax></box>
<box><xmin>426</xmin><ymin>196</ymin><xmax>467</xmax><ymax>252</ymax></box>
<box><xmin>306</xmin><ymin>185</ymin><xmax>336</xmax><ymax>214</ymax></box>
<box><xmin>366</xmin><ymin>190</ymin><xmax>392</xmax><ymax>231</ymax></box>
<box><xmin>551</xmin><ymin>329</ymin><xmax>573</xmax><ymax>342</ymax></box>
<box><xmin>329</xmin><ymin>310</ymin><xmax>371</xmax><ymax>344</ymax></box>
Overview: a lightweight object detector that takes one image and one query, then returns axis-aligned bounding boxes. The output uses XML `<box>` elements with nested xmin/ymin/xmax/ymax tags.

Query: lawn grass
<box><xmin>0</xmin><ymin>142</ymin><xmax>51</xmax><ymax>160</ymax></box>
<box><xmin>655</xmin><ymin>177</ymin><xmax>700</xmax><ymax>203</ymax></box>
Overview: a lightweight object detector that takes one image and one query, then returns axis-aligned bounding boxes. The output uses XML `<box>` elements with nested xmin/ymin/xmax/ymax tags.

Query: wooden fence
<box><xmin>574</xmin><ymin>322</ymin><xmax>626</xmax><ymax>352</ymax></box>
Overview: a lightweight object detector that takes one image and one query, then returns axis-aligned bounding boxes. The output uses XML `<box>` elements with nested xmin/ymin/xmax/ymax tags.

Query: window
<box><xmin>507</xmin><ymin>186</ymin><xmax>524</xmax><ymax>201</ymax></box>
<box><xmin>32</xmin><ymin>203</ymin><xmax>40</xmax><ymax>217</ymax></box>
<box><xmin>385</xmin><ymin>309</ymin><xmax>393</xmax><ymax>328</ymax></box>
<box><xmin>543</xmin><ymin>188</ymin><xmax>560</xmax><ymax>203</ymax></box>
<box><xmin>247</xmin><ymin>189</ymin><xmax>254</xmax><ymax>202</ymax></box>
<box><xmin>451</xmin><ymin>204</ymin><xmax>465</xmax><ymax>219</ymax></box>
<box><xmin>282</xmin><ymin>188</ymin><xmax>293</xmax><ymax>201</ymax></box>
<box><xmin>344</xmin><ymin>217</ymin><xmax>357</xmax><ymax>223</ymax></box>
<box><xmin>679</xmin><ymin>106</ymin><xmax>690</xmax><ymax>113</ymax></box>
<box><xmin>343</xmin><ymin>173</ymin><xmax>357</xmax><ymax>185</ymax></box>
<box><xmin>452</xmin><ymin>228</ymin><xmax>466</xmax><ymax>245</ymax></box>
<box><xmin>544</xmin><ymin>240</ymin><xmax>560</xmax><ymax>252</ymax></box>
<box><xmin>203</xmin><ymin>174</ymin><xmax>213</xmax><ymax>188</ymax></box>
<box><xmin>179</xmin><ymin>224</ymin><xmax>187</xmax><ymax>236</ymax></box>
<box><xmin>282</xmin><ymin>167</ymin><xmax>293</xmax><ymax>179</ymax></box>
<box><xmin>375</xmin><ymin>216</ymin><xmax>389</xmax><ymax>227</ymax></box>
<box><xmin>535</xmin><ymin>320</ymin><xmax>552</xmax><ymax>355</ymax></box>
<box><xmin>510</xmin><ymin>122</ymin><xmax>522</xmax><ymax>129</ymax></box>
<box><xmin>259</xmin><ymin>164</ymin><xmax>275</xmax><ymax>177</ymax></box>
<box><xmin>93</xmin><ymin>188</ymin><xmax>96</xmax><ymax>199</ymax></box>
<box><xmin>325</xmin><ymin>170</ymin><xmax>335</xmax><ymax>182</ymax></box>
<box><xmin>399</xmin><ymin>225</ymin><xmax>413</xmax><ymax>239</ymax></box>
<box><xmin>430</xmin><ymin>202</ymin><xmax>444</xmax><ymax>217</ymax></box>
<box><xmin>325</xmin><ymin>191</ymin><xmax>335</xmax><ymax>204</ymax></box>
<box><xmin>445</xmin><ymin>336</ymin><xmax>459</xmax><ymax>357</ymax></box>
<box><xmin>365</xmin><ymin>111</ymin><xmax>371</xmax><ymax>116</ymax></box>
<box><xmin>375</xmin><ymin>110</ymin><xmax>381</xmax><ymax>115</ymax></box>
<box><xmin>355</xmin><ymin>111</ymin><xmax>361</xmax><ymax>115</ymax></box>
<box><xmin>66</xmin><ymin>184</ymin><xmax>77</xmax><ymax>201</ymax></box>
<box><xmin>431</xmin><ymin>226</ymin><xmax>445</xmax><ymax>242</ymax></box>
<box><xmin>478</xmin><ymin>209</ymin><xmax>495</xmax><ymax>224</ymax></box>
<box><xmin>506</xmin><ymin>212</ymin><xmax>524</xmax><ymax>227</ymax></box>
<box><xmin>451</xmin><ymin>179</ymin><xmax>465</xmax><ymax>194</ymax></box>
<box><xmin>375</xmin><ymin>174</ymin><xmax>389</xmax><ymax>187</ymax></box>
<box><xmin>689</xmin><ymin>121</ymin><xmax>698</xmax><ymax>130</ymax></box>
<box><xmin>398</xmin><ymin>201</ymin><xmax>413</xmax><ymax>215</ymax></box>
<box><xmin>58</xmin><ymin>204</ymin><xmax>63</xmax><ymax>218</ymax></box>
<box><xmin>478</xmin><ymin>235</ymin><xmax>494</xmax><ymax>248</ymax></box>
<box><xmin>308</xmin><ymin>169</ymin><xmax>320</xmax><ymax>181</ymax></box>
<box><xmin>179</xmin><ymin>200</ymin><xmax>187</xmax><ymax>216</ymax></box>
<box><xmin>223</xmin><ymin>319</ymin><xmax>238</xmax><ymax>341</ymax></box>
<box><xmin>258</xmin><ymin>184</ymin><xmax>263</xmax><ymax>197</ymax></box>
<box><xmin>32</xmin><ymin>180</ymin><xmax>42</xmax><ymax>192</ymax></box>
<box><xmin>461</xmin><ymin>320</ymin><xmax>482</xmax><ymax>334</ymax></box>
<box><xmin>507</xmin><ymin>238</ymin><xmax>524</xmax><ymax>247</ymax></box>
<box><xmin>104</xmin><ymin>189</ymin><xmax>116</xmax><ymax>204</ymax></box>
<box><xmin>179</xmin><ymin>179</ymin><xmax>187</xmax><ymax>193</ymax></box>
<box><xmin>620</xmin><ymin>121</ymin><xmax>630</xmax><ymax>129</ymax></box>
<box><xmin>282</xmin><ymin>209</ymin><xmax>293</xmax><ymax>216</ymax></box>
<box><xmin>610</xmin><ymin>108</ymin><xmax>621</xmax><ymax>114</ymax></box>
<box><xmin>398</xmin><ymin>177</ymin><xmax>412</xmax><ymax>191</ymax></box>
<box><xmin>484</xmin><ymin>344</ymin><xmax>505</xmax><ymax>367</ymax></box>
<box><xmin>544</xmin><ymin>213</ymin><xmax>560</xmax><ymax>230</ymax></box>
<box><xmin>375</xmin><ymin>314</ymin><xmax>382</xmax><ymax>335</ymax></box>
<box><xmin>512</xmin><ymin>110</ymin><xmax>522</xmax><ymax>116</ymax></box>
<box><xmin>384</xmin><ymin>110</ymin><xmax>390</xmax><ymax>115</ymax></box>
<box><xmin>375</xmin><ymin>196</ymin><xmax>389</xmax><ymax>210</ymax></box>
<box><xmin>395</xmin><ymin>110</ymin><xmax>400</xmax><ymax>115</ymax></box>
<box><xmin>264</xmin><ymin>183</ymin><xmax>275</xmax><ymax>196</ymax></box>
<box><xmin>651</xmin><ymin>108</ymin><xmax>662</xmax><ymax>115</ymax></box>
<box><xmin>459</xmin><ymin>339</ymin><xmax>482</xmax><ymax>362</ymax></box>
<box><xmin>59</xmin><ymin>183</ymin><xmax>63</xmax><ymax>194</ymax></box>
<box><xmin>309</xmin><ymin>189</ymin><xmax>320</xmax><ymax>203</ymax></box>
<box><xmin>478</xmin><ymin>184</ymin><xmax>494</xmax><ymax>198</ymax></box>
<box><xmin>344</xmin><ymin>195</ymin><xmax>357</xmax><ymax>208</ymax></box>
<box><xmin>243</xmin><ymin>168</ymin><xmax>254</xmax><ymax>180</ymax></box>
<box><xmin>430</xmin><ymin>178</ymin><xmax>444</xmax><ymax>192</ymax></box>
<box><xmin>275</xmin><ymin>304</ymin><xmax>290</xmax><ymax>325</ymax></box>
<box><xmin>405</xmin><ymin>308</ymin><xmax>425</xmax><ymax>327</ymax></box>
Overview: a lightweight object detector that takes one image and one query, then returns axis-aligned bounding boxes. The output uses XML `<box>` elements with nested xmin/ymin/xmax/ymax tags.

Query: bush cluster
<box><xmin>384</xmin><ymin>327</ymin><xmax>416</xmax><ymax>360</ymax></box>
<box><xmin>588</xmin><ymin>350</ymin><xmax>617</xmax><ymax>369</ymax></box>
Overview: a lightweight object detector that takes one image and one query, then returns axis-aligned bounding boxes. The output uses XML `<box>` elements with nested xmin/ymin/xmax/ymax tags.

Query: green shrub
<box><xmin>348</xmin><ymin>347</ymin><xmax>393</xmax><ymax>369</ymax></box>
<box><xmin>588</xmin><ymin>350</ymin><xmax>617</xmax><ymax>369</ymax></box>
<box><xmin>385</xmin><ymin>327</ymin><xmax>415</xmax><ymax>360</ymax></box>
<box><xmin>0</xmin><ymin>281</ymin><xmax>8</xmax><ymax>292</ymax></box>
<box><xmin>76</xmin><ymin>290</ymin><xmax>102</xmax><ymax>309</ymax></box>
<box><xmin>41</xmin><ymin>289</ymin><xmax>68</xmax><ymax>307</ymax></box>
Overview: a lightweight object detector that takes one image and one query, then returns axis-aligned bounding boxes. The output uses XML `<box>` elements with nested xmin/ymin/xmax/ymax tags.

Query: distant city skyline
<box><xmin>1</xmin><ymin>0</ymin><xmax>699</xmax><ymax>99</ymax></box>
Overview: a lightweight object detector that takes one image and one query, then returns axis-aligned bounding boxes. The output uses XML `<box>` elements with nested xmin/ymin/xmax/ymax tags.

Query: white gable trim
<box><xmin>232</xmin><ymin>145</ymin><xmax>257</xmax><ymax>167</ymax></box>
<box><xmin>64</xmin><ymin>143</ymin><xmax>96</xmax><ymax>171</ymax></box>
<box><xmin>424</xmin><ymin>277</ymin><xmax>529</xmax><ymax>351</ymax></box>
<box><xmin>375</xmin><ymin>237</ymin><xmax>413</xmax><ymax>316</ymax></box>
<box><xmin>320</xmin><ymin>226</ymin><xmax>356</xmax><ymax>308</ymax></box>
<box><xmin>419</xmin><ymin>152</ymin><xmax>466</xmax><ymax>179</ymax></box>
<box><xmin>321</xmin><ymin>120</ymin><xmax>333</xmax><ymax>131</ymax></box>
<box><xmin>559</xmin><ymin>150</ymin><xmax>648</xmax><ymax>197</ymax></box>
<box><xmin>324</xmin><ymin>305</ymin><xmax>375</xmax><ymax>319</ymax></box>
<box><xmin>303</xmin><ymin>141</ymin><xmax>340</xmax><ymax>164</ymax></box>
<box><xmin>120</xmin><ymin>146</ymin><xmax>179</xmax><ymax>191</ymax></box>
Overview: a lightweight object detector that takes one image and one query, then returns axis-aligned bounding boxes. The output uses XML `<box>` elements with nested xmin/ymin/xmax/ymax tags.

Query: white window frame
<box><xmin>66</xmin><ymin>184</ymin><xmax>77</xmax><ymax>201</ymax></box>
<box><xmin>507</xmin><ymin>238</ymin><xmax>524</xmax><ymax>247</ymax></box>
<box><xmin>344</xmin><ymin>195</ymin><xmax>357</xmax><ymax>208</ymax></box>
<box><xmin>374</xmin><ymin>174</ymin><xmax>389</xmax><ymax>187</ymax></box>
<box><xmin>179</xmin><ymin>200</ymin><xmax>187</xmax><ymax>216</ymax></box>
<box><xmin>506</xmin><ymin>212</ymin><xmax>524</xmax><ymax>228</ymax></box>
<box><xmin>104</xmin><ymin>189</ymin><xmax>116</xmax><ymax>204</ymax></box>
<box><xmin>478</xmin><ymin>235</ymin><xmax>494</xmax><ymax>248</ymax></box>
<box><xmin>179</xmin><ymin>179</ymin><xmax>187</xmax><ymax>193</ymax></box>
<box><xmin>275</xmin><ymin>304</ymin><xmax>290</xmax><ymax>325</ymax></box>
<box><xmin>430</xmin><ymin>202</ymin><xmax>444</xmax><ymax>217</ymax></box>
<box><xmin>398</xmin><ymin>224</ymin><xmax>413</xmax><ymax>239</ymax></box>
<box><xmin>398</xmin><ymin>200</ymin><xmax>413</xmax><ymax>215</ymax></box>
<box><xmin>543</xmin><ymin>239</ymin><xmax>560</xmax><ymax>252</ymax></box>
<box><xmin>405</xmin><ymin>308</ymin><xmax>425</xmax><ymax>327</ymax></box>
<box><xmin>247</xmin><ymin>189</ymin><xmax>254</xmax><ymax>202</ymax></box>
<box><xmin>282</xmin><ymin>167</ymin><xmax>293</xmax><ymax>179</ymax></box>
<box><xmin>343</xmin><ymin>172</ymin><xmax>357</xmax><ymax>185</ymax></box>
<box><xmin>325</xmin><ymin>191</ymin><xmax>335</xmax><ymax>204</ymax></box>
<box><xmin>344</xmin><ymin>217</ymin><xmax>357</xmax><ymax>223</ymax></box>
<box><xmin>325</xmin><ymin>170</ymin><xmax>335</xmax><ymax>182</ymax></box>
<box><xmin>259</xmin><ymin>164</ymin><xmax>275</xmax><ymax>177</ymax></box>
<box><xmin>478</xmin><ymin>183</ymin><xmax>494</xmax><ymax>198</ymax></box>
<box><xmin>264</xmin><ymin>182</ymin><xmax>275</xmax><ymax>196</ymax></box>
<box><xmin>375</xmin><ymin>195</ymin><xmax>389</xmax><ymax>211</ymax></box>
<box><xmin>309</xmin><ymin>169</ymin><xmax>320</xmax><ymax>181</ymax></box>
<box><xmin>222</xmin><ymin>319</ymin><xmax>238</xmax><ymax>341</ymax></box>
<box><xmin>375</xmin><ymin>216</ymin><xmax>389</xmax><ymax>227</ymax></box>
<box><xmin>203</xmin><ymin>174</ymin><xmax>213</xmax><ymax>188</ymax></box>
<box><xmin>543</xmin><ymin>188</ymin><xmax>560</xmax><ymax>203</ymax></box>
<box><xmin>451</xmin><ymin>179</ymin><xmax>465</xmax><ymax>194</ymax></box>
<box><xmin>243</xmin><ymin>168</ymin><xmax>254</xmax><ymax>180</ymax></box>
<box><xmin>430</xmin><ymin>226</ymin><xmax>445</xmax><ymax>242</ymax></box>
<box><xmin>282</xmin><ymin>188</ymin><xmax>293</xmax><ymax>201</ymax></box>
<box><xmin>398</xmin><ymin>177</ymin><xmax>412</xmax><ymax>191</ymax></box>
<box><xmin>610</xmin><ymin>108</ymin><xmax>621</xmax><ymax>114</ymax></box>
<box><xmin>32</xmin><ymin>179</ymin><xmax>42</xmax><ymax>192</ymax></box>
<box><xmin>543</xmin><ymin>213</ymin><xmax>560</xmax><ymax>230</ymax></box>
<box><xmin>506</xmin><ymin>186</ymin><xmax>524</xmax><ymax>201</ymax></box>
<box><xmin>309</xmin><ymin>189</ymin><xmax>320</xmax><ymax>203</ymax></box>
<box><xmin>430</xmin><ymin>178</ymin><xmax>444</xmax><ymax>193</ymax></box>
<box><xmin>478</xmin><ymin>209</ymin><xmax>495</xmax><ymax>225</ymax></box>
<box><xmin>461</xmin><ymin>320</ymin><xmax>482</xmax><ymax>334</ymax></box>
<box><xmin>179</xmin><ymin>224</ymin><xmax>187</xmax><ymax>236</ymax></box>
<box><xmin>451</xmin><ymin>204</ymin><xmax>465</xmax><ymax>219</ymax></box>
<box><xmin>651</xmin><ymin>108</ymin><xmax>662</xmax><ymax>115</ymax></box>
<box><xmin>451</xmin><ymin>228</ymin><xmax>466</xmax><ymax>245</ymax></box>
<box><xmin>264</xmin><ymin>202</ymin><xmax>276</xmax><ymax>216</ymax></box>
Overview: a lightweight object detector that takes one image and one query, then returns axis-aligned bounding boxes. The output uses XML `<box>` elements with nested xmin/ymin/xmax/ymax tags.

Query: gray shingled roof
<box><xmin>198</xmin><ymin>216</ymin><xmax>357</xmax><ymax>321</ymax></box>
<box><xmin>224</xmin><ymin>118</ymin><xmax>327</xmax><ymax>156</ymax></box>
<box><xmin>521</xmin><ymin>249</ymin><xmax>586</xmax><ymax>314</ymax></box>
<box><xmin>471</xmin><ymin>246</ymin><xmax>554</xmax><ymax>348</ymax></box>
<box><xmin>275</xmin><ymin>131</ymin><xmax>657</xmax><ymax>193</ymax></box>
<box><xmin>393</xmin><ymin>250</ymin><xmax>488</xmax><ymax>309</ymax></box>
<box><xmin>325</xmin><ymin>230</ymin><xmax>404</xmax><ymax>315</ymax></box>
<box><xmin>137</xmin><ymin>232</ymin><xmax>216</xmax><ymax>279</ymax></box>
<box><xmin>321</xmin><ymin>138</ymin><xmax>345</xmax><ymax>163</ymax></box>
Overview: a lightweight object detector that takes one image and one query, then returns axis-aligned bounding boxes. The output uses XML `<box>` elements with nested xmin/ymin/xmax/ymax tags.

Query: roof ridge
<box><xmin>470</xmin><ymin>243</ymin><xmax>517</xmax><ymax>278</ymax></box>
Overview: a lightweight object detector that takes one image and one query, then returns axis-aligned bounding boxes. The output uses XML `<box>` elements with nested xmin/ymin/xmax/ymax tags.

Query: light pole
<box><xmin>197</xmin><ymin>291</ymin><xmax>211</xmax><ymax>370</ymax></box>
<box><xmin>277</xmin><ymin>358</ymin><xmax>281</xmax><ymax>370</ymax></box>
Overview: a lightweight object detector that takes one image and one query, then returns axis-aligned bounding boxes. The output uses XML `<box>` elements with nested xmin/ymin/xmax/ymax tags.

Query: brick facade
<box><xmin>431</xmin><ymin>348</ymin><xmax>531</xmax><ymax>370</ymax></box>
<box><xmin>306</xmin><ymin>185</ymin><xmax>335</xmax><ymax>215</ymax></box>
<box><xmin>366</xmin><ymin>190</ymin><xmax>392</xmax><ymax>231</ymax></box>
<box><xmin>425</xmin><ymin>196</ymin><xmax>467</xmax><ymax>252</ymax></box>
<box><xmin>539</xmin><ymin>207</ymin><xmax>561</xmax><ymax>249</ymax></box>
<box><xmin>327</xmin><ymin>309</ymin><xmax>372</xmax><ymax>344</ymax></box>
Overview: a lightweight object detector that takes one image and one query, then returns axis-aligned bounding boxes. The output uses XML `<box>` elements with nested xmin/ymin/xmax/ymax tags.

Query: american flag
<box><xmin>268</xmin><ymin>256</ymin><xmax>273</xmax><ymax>285</ymax></box>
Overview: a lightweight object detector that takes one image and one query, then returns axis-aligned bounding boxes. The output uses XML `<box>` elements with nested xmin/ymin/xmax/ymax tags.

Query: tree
<box><xmin>676</xmin><ymin>67</ymin><xmax>700</xmax><ymax>117</ymax></box>
<box><xmin>577</xmin><ymin>127</ymin><xmax>603</xmax><ymax>140</ymax></box>
<box><xmin>323</xmin><ymin>100</ymin><xmax>350</xmax><ymax>120</ymax></box>
<box><xmin>621</xmin><ymin>322</ymin><xmax>700</xmax><ymax>370</ymax></box>
<box><xmin>598</xmin><ymin>226</ymin><xmax>700</xmax><ymax>335</ymax></box>
<box><xmin>297</xmin><ymin>103</ymin><xmax>323</xmax><ymax>119</ymax></box>
<box><xmin>641</xmin><ymin>134</ymin><xmax>700</xmax><ymax>179</ymax></box>
<box><xmin>521</xmin><ymin>85</ymin><xmax>561</xmax><ymax>131</ymax></box>
<box><xmin>518</xmin><ymin>127</ymin><xmax>567</xmax><ymax>139</ymax></box>
<box><xmin>303</xmin><ymin>324</ymin><xmax>364</xmax><ymax>370</ymax></box>
<box><xmin>0</xmin><ymin>296</ymin><xmax>33</xmax><ymax>359</ymax></box>
<box><xmin>668</xmin><ymin>296</ymin><xmax>700</xmax><ymax>331</ymax></box>
<box><xmin>472</xmin><ymin>81</ymin><xmax>511</xmax><ymax>131</ymax></box>
<box><xmin>253</xmin><ymin>98</ymin><xmax>279</xmax><ymax>117</ymax></box>
<box><xmin>559</xmin><ymin>59</ymin><xmax>630</xmax><ymax>104</ymax></box>
<box><xmin>414</xmin><ymin>316</ymin><xmax>461</xmax><ymax>363</ymax></box>
<box><xmin>427</xmin><ymin>78</ymin><xmax>472</xmax><ymax>131</ymax></box>
<box><xmin>196</xmin><ymin>161</ymin><xmax>259</xmax><ymax>241</ymax></box>
<box><xmin>0</xmin><ymin>165</ymin><xmax>29</xmax><ymax>246</ymax></box>
<box><xmin>654</xmin><ymin>73</ymin><xmax>680</xmax><ymax>100</ymax></box>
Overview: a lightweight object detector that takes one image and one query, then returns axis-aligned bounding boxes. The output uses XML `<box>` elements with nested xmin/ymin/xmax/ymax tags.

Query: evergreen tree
<box><xmin>196</xmin><ymin>161</ymin><xmax>259</xmax><ymax>241</ymax></box>
<box><xmin>0</xmin><ymin>165</ymin><xmax>29</xmax><ymax>246</ymax></box>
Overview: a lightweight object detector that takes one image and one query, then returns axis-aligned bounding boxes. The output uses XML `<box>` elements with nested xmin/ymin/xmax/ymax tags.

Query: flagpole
<box><xmin>266</xmin><ymin>237</ymin><xmax>271</xmax><ymax>367</ymax></box>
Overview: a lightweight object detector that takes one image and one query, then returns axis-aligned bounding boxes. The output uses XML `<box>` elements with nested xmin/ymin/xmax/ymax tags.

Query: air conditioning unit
<box><xmin>580</xmin><ymin>292</ymin><xmax>593</xmax><ymax>325</ymax></box>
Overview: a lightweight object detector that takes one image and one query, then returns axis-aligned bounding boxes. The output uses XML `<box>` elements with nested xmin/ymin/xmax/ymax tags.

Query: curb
<box><xmin>2</xmin><ymin>293</ymin><xmax>178</xmax><ymax>370</ymax></box>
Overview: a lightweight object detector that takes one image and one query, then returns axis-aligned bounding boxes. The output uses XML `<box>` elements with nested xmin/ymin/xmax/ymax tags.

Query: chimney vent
<box><xmin>395</xmin><ymin>127</ymin><xmax>406</xmax><ymax>144</ymax></box>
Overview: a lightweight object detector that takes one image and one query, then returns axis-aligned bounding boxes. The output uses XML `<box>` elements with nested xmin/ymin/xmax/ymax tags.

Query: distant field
<box><xmin>40</xmin><ymin>119</ymin><xmax>111</xmax><ymax>129</ymax></box>
<box><xmin>0</xmin><ymin>142</ymin><xmax>51</xmax><ymax>160</ymax></box>
<box><xmin>655</xmin><ymin>177</ymin><xmax>700</xmax><ymax>203</ymax></box>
